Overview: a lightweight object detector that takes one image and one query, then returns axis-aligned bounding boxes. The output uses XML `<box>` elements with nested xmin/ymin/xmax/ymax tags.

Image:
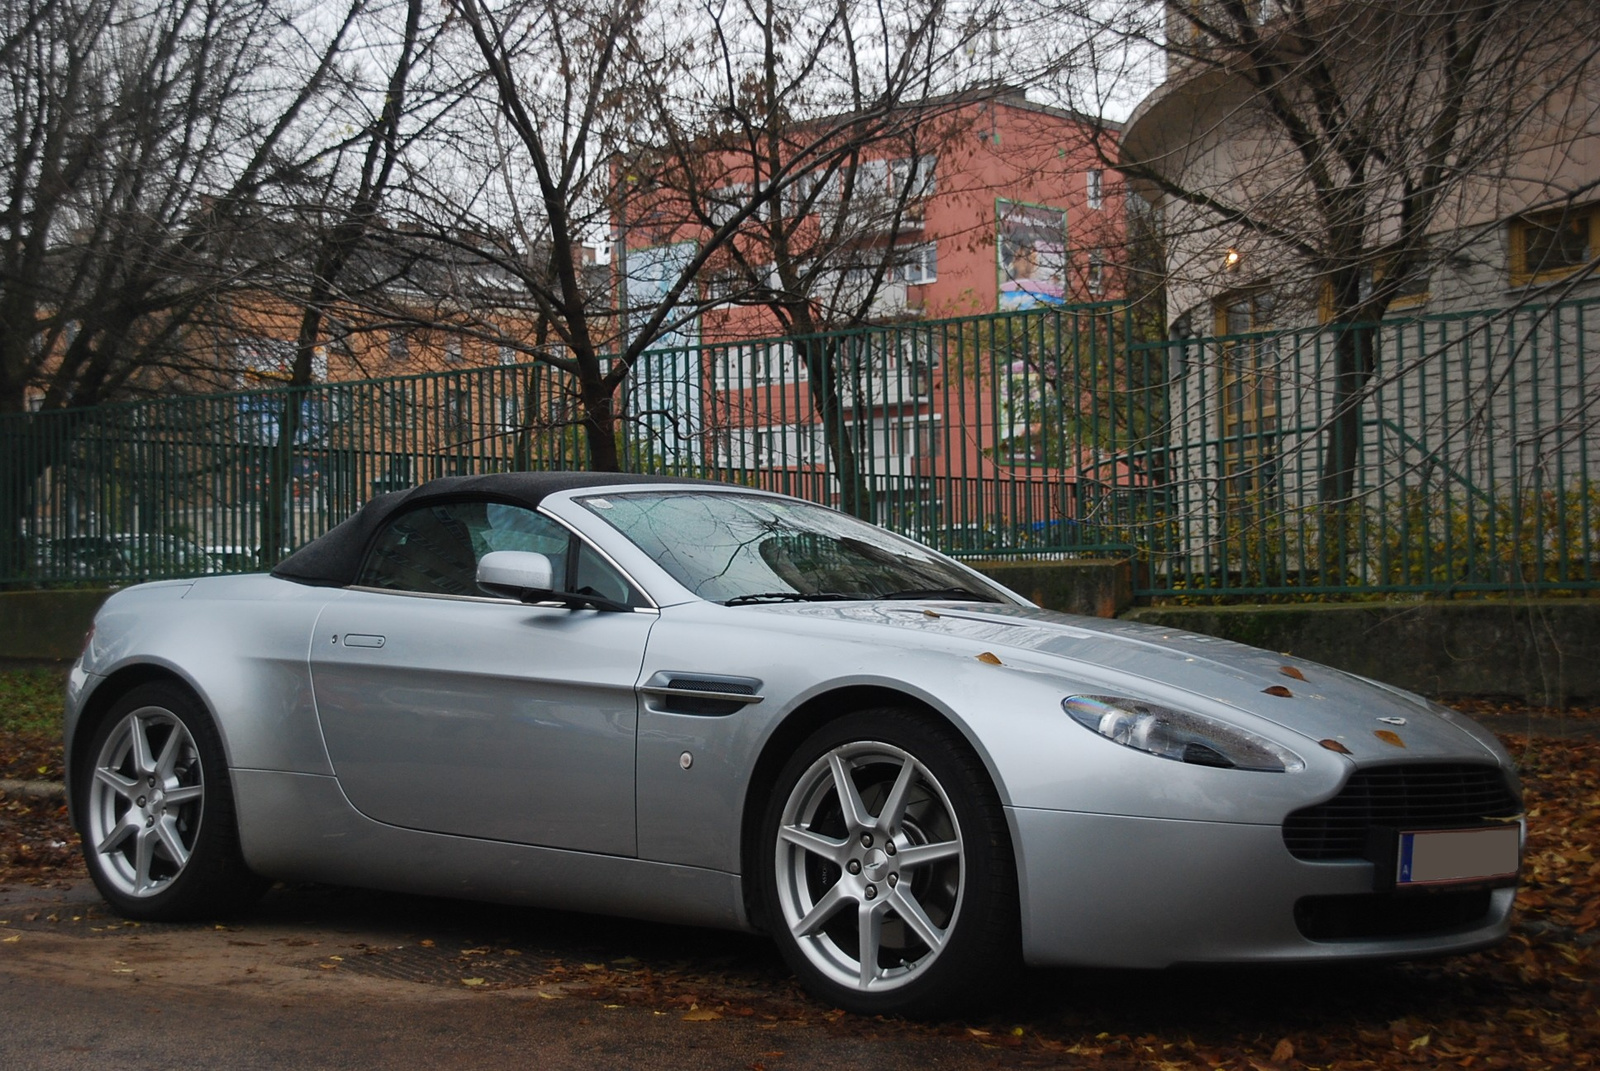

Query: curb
<box><xmin>0</xmin><ymin>779</ymin><xmax>65</xmax><ymax>801</ymax></box>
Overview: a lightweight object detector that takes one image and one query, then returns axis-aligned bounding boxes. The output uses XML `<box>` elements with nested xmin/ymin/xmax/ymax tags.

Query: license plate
<box><xmin>1396</xmin><ymin>825</ymin><xmax>1520</xmax><ymax>887</ymax></box>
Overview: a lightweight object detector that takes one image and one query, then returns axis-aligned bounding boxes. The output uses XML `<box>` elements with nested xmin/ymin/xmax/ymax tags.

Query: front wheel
<box><xmin>759</xmin><ymin>709</ymin><xmax>1019</xmax><ymax>1017</ymax></box>
<box><xmin>77</xmin><ymin>682</ymin><xmax>266</xmax><ymax>920</ymax></box>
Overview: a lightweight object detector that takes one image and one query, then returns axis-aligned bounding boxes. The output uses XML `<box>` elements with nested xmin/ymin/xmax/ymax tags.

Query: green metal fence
<box><xmin>3</xmin><ymin>298</ymin><xmax>1596</xmax><ymax>599</ymax></box>
<box><xmin>1158</xmin><ymin>298</ymin><xmax>1599</xmax><ymax>598</ymax></box>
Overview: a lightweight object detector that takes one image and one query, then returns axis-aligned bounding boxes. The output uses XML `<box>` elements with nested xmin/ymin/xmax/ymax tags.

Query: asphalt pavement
<box><xmin>0</xmin><ymin>881</ymin><xmax>982</xmax><ymax>1071</ymax></box>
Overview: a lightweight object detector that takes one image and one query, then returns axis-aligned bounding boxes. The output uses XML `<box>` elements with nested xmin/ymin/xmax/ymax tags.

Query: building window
<box><xmin>707</xmin><ymin>182</ymin><xmax>752</xmax><ymax>226</ymax></box>
<box><xmin>1087</xmin><ymin>250</ymin><xmax>1105</xmax><ymax>296</ymax></box>
<box><xmin>1212</xmin><ymin>292</ymin><xmax>1280</xmax><ymax>507</ymax></box>
<box><xmin>721</xmin><ymin>344</ymin><xmax>805</xmax><ymax>388</ymax></box>
<box><xmin>704</xmin><ymin>268</ymin><xmax>742</xmax><ymax>304</ymax></box>
<box><xmin>445</xmin><ymin>337</ymin><xmax>464</xmax><ymax>364</ymax></box>
<box><xmin>852</xmin><ymin>159</ymin><xmax>890</xmax><ymax>195</ymax></box>
<box><xmin>1318</xmin><ymin>248</ymin><xmax>1430</xmax><ymax>321</ymax></box>
<box><xmin>1510</xmin><ymin>202</ymin><xmax>1598</xmax><ymax>286</ymax></box>
<box><xmin>1087</xmin><ymin>169</ymin><xmax>1103</xmax><ymax>210</ymax></box>
<box><xmin>889</xmin><ymin>155</ymin><xmax>937</xmax><ymax>199</ymax></box>
<box><xmin>445</xmin><ymin>388</ymin><xmax>471</xmax><ymax>441</ymax></box>
<box><xmin>385</xmin><ymin>383</ymin><xmax>411</xmax><ymax>424</ymax></box>
<box><xmin>886</xmin><ymin>418</ymin><xmax>935</xmax><ymax>459</ymax></box>
<box><xmin>388</xmin><ymin>329</ymin><xmax>409</xmax><ymax>363</ymax></box>
<box><xmin>893</xmin><ymin>243</ymin><xmax>938</xmax><ymax>286</ymax></box>
<box><xmin>784</xmin><ymin>171</ymin><xmax>823</xmax><ymax>218</ymax></box>
<box><xmin>497</xmin><ymin>395</ymin><xmax>521</xmax><ymax>432</ymax></box>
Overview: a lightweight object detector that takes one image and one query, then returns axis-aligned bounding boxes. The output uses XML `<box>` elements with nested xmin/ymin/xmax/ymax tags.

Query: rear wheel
<box><xmin>78</xmin><ymin>682</ymin><xmax>266</xmax><ymax>920</ymax></box>
<box><xmin>760</xmin><ymin>709</ymin><xmax>1019</xmax><ymax>1017</ymax></box>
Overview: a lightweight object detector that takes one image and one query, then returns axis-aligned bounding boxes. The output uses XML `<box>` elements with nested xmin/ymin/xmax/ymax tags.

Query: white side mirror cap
<box><xmin>476</xmin><ymin>550</ymin><xmax>555</xmax><ymax>601</ymax></box>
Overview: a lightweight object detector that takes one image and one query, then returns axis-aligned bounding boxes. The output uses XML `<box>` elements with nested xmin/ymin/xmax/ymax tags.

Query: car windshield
<box><xmin>578</xmin><ymin>491</ymin><xmax>1012</xmax><ymax>605</ymax></box>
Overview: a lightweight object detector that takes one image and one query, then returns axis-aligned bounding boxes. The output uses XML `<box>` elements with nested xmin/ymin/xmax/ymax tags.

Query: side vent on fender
<box><xmin>640</xmin><ymin>671</ymin><xmax>765</xmax><ymax>717</ymax></box>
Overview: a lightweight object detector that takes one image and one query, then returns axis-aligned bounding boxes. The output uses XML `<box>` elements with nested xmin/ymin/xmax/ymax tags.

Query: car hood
<box><xmin>753</xmin><ymin>601</ymin><xmax>1501</xmax><ymax>765</ymax></box>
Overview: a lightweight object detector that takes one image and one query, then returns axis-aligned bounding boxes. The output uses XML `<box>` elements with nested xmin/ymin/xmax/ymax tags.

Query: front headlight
<box><xmin>1063</xmin><ymin>695</ymin><xmax>1304</xmax><ymax>772</ymax></box>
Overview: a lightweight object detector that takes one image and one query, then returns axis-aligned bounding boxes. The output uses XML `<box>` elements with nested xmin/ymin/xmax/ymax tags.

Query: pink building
<box><xmin>624</xmin><ymin>91</ymin><xmax>1132</xmax><ymax>542</ymax></box>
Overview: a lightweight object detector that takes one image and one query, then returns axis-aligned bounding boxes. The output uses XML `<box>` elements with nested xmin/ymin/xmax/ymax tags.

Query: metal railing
<box><xmin>3</xmin><ymin>297</ymin><xmax>1595</xmax><ymax>600</ymax></box>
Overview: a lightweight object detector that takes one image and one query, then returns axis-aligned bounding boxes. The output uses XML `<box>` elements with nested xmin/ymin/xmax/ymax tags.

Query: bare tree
<box><xmin>439</xmin><ymin>0</ymin><xmax>1017</xmax><ymax>476</ymax></box>
<box><xmin>428</xmin><ymin>0</ymin><xmax>648</xmax><ymax>472</ymax></box>
<box><xmin>248</xmin><ymin>0</ymin><xmax>439</xmax><ymax>561</ymax></box>
<box><xmin>1050</xmin><ymin>0</ymin><xmax>1600</xmax><ymax>570</ymax></box>
<box><xmin>0</xmin><ymin>0</ymin><xmax>448</xmax><ymax>578</ymax></box>
<box><xmin>632</xmin><ymin>0</ymin><xmax>1009</xmax><ymax>512</ymax></box>
<box><xmin>0</xmin><ymin>0</ymin><xmax>382</xmax><ymax>416</ymax></box>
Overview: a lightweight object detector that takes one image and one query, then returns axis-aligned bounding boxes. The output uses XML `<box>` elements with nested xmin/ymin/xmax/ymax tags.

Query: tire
<box><xmin>77</xmin><ymin>682</ymin><xmax>267</xmax><ymax>921</ymax></box>
<box><xmin>759</xmin><ymin>709</ymin><xmax>1020</xmax><ymax>1017</ymax></box>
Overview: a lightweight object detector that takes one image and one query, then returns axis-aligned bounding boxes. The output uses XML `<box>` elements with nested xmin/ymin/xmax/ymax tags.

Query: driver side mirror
<box><xmin>476</xmin><ymin>550</ymin><xmax>556</xmax><ymax>602</ymax></box>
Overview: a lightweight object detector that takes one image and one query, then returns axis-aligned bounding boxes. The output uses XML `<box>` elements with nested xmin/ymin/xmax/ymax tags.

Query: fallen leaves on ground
<box><xmin>0</xmin><ymin>791</ymin><xmax>81</xmax><ymax>888</ymax></box>
<box><xmin>0</xmin><ymin>728</ymin><xmax>77</xmax><ymax>887</ymax></box>
<box><xmin>960</xmin><ymin>723</ymin><xmax>1599</xmax><ymax>1071</ymax></box>
<box><xmin>1</xmin><ymin>705</ymin><xmax>1597</xmax><ymax>1070</ymax></box>
<box><xmin>0</xmin><ymin>729</ymin><xmax>65</xmax><ymax>783</ymax></box>
<box><xmin>521</xmin><ymin>712</ymin><xmax>1600</xmax><ymax>1069</ymax></box>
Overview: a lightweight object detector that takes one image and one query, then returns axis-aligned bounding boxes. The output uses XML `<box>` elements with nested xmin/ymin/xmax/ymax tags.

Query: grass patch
<box><xmin>0</xmin><ymin>666</ymin><xmax>67</xmax><ymax>735</ymax></box>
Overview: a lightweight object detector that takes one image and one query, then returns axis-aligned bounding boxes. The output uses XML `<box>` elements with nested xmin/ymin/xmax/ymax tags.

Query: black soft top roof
<box><xmin>272</xmin><ymin>471</ymin><xmax>714</xmax><ymax>588</ymax></box>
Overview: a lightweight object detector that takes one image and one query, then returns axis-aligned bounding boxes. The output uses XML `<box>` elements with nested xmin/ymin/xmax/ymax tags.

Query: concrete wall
<box><xmin>970</xmin><ymin>559</ymin><xmax>1134</xmax><ymax>619</ymax></box>
<box><xmin>0</xmin><ymin>589</ymin><xmax>110</xmax><ymax>664</ymax></box>
<box><xmin>4</xmin><ymin>575</ymin><xmax>1595</xmax><ymax>704</ymax></box>
<box><xmin>1123</xmin><ymin>600</ymin><xmax>1600</xmax><ymax>705</ymax></box>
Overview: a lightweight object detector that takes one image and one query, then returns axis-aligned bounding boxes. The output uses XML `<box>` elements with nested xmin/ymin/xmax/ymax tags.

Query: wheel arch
<box><xmin>737</xmin><ymin>683</ymin><xmax>1011</xmax><ymax>933</ymax></box>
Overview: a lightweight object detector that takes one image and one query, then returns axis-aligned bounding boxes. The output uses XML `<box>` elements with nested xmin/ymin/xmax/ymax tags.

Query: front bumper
<box><xmin>1009</xmin><ymin>807</ymin><xmax>1515</xmax><ymax>968</ymax></box>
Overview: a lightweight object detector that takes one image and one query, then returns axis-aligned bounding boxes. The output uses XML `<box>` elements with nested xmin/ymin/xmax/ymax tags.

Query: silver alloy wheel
<box><xmin>772</xmin><ymin>739</ymin><xmax>965</xmax><ymax>993</ymax></box>
<box><xmin>85</xmin><ymin>706</ymin><xmax>206</xmax><ymax>898</ymax></box>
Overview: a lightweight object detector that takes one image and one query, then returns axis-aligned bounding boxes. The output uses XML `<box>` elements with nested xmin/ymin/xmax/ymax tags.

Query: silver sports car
<box><xmin>64</xmin><ymin>473</ymin><xmax>1524</xmax><ymax>1016</ymax></box>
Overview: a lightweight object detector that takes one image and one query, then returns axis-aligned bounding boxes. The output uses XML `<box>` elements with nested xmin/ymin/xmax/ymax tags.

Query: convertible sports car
<box><xmin>64</xmin><ymin>473</ymin><xmax>1524</xmax><ymax>1015</ymax></box>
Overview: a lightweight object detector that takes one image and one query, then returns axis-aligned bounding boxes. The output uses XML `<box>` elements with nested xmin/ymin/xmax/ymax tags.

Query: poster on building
<box><xmin>996</xmin><ymin>201</ymin><xmax>1068</xmax><ymax>310</ymax></box>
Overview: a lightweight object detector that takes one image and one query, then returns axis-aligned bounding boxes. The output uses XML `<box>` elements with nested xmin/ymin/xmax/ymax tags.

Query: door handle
<box><xmin>343</xmin><ymin>634</ymin><xmax>386</xmax><ymax>648</ymax></box>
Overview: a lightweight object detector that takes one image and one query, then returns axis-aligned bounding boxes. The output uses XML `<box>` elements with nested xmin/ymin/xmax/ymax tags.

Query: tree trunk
<box><xmin>795</xmin><ymin>334</ymin><xmax>869</xmax><ymax>519</ymax></box>
<box><xmin>0</xmin><ymin>418</ymin><xmax>40</xmax><ymax>587</ymax></box>
<box><xmin>260</xmin><ymin>289</ymin><xmax>332</xmax><ymax>564</ymax></box>
<box><xmin>579</xmin><ymin>371</ymin><xmax>621</xmax><ymax>472</ymax></box>
<box><xmin>260</xmin><ymin>388</ymin><xmax>306</xmax><ymax>565</ymax></box>
<box><xmin>0</xmin><ymin>409</ymin><xmax>89</xmax><ymax>588</ymax></box>
<box><xmin>1317</xmin><ymin>319</ymin><xmax>1376</xmax><ymax>582</ymax></box>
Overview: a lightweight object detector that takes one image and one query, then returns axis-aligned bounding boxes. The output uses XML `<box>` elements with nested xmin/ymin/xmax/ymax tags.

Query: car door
<box><xmin>309</xmin><ymin>498</ymin><xmax>655</xmax><ymax>856</ymax></box>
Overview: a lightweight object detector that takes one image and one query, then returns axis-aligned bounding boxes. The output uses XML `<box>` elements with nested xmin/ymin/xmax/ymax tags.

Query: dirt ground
<box><xmin>2</xmin><ymin>703</ymin><xmax>1597</xmax><ymax>1070</ymax></box>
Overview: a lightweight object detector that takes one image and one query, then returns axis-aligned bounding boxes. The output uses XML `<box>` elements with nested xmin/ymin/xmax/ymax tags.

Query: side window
<box><xmin>357</xmin><ymin>500</ymin><xmax>568</xmax><ymax>597</ymax></box>
<box><xmin>356</xmin><ymin>499</ymin><xmax>645</xmax><ymax>607</ymax></box>
<box><xmin>573</xmin><ymin>542</ymin><xmax>635</xmax><ymax>605</ymax></box>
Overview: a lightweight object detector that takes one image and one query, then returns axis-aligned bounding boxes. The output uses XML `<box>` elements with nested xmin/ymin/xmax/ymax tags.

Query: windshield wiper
<box><xmin>723</xmin><ymin>591</ymin><xmax>862</xmax><ymax>606</ymax></box>
<box><xmin>878</xmin><ymin>587</ymin><xmax>1003</xmax><ymax>603</ymax></box>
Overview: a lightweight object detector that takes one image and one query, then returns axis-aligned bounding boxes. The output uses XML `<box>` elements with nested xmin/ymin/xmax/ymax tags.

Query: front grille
<box><xmin>1283</xmin><ymin>764</ymin><xmax>1521</xmax><ymax>861</ymax></box>
<box><xmin>1295</xmin><ymin>889</ymin><xmax>1496</xmax><ymax>941</ymax></box>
